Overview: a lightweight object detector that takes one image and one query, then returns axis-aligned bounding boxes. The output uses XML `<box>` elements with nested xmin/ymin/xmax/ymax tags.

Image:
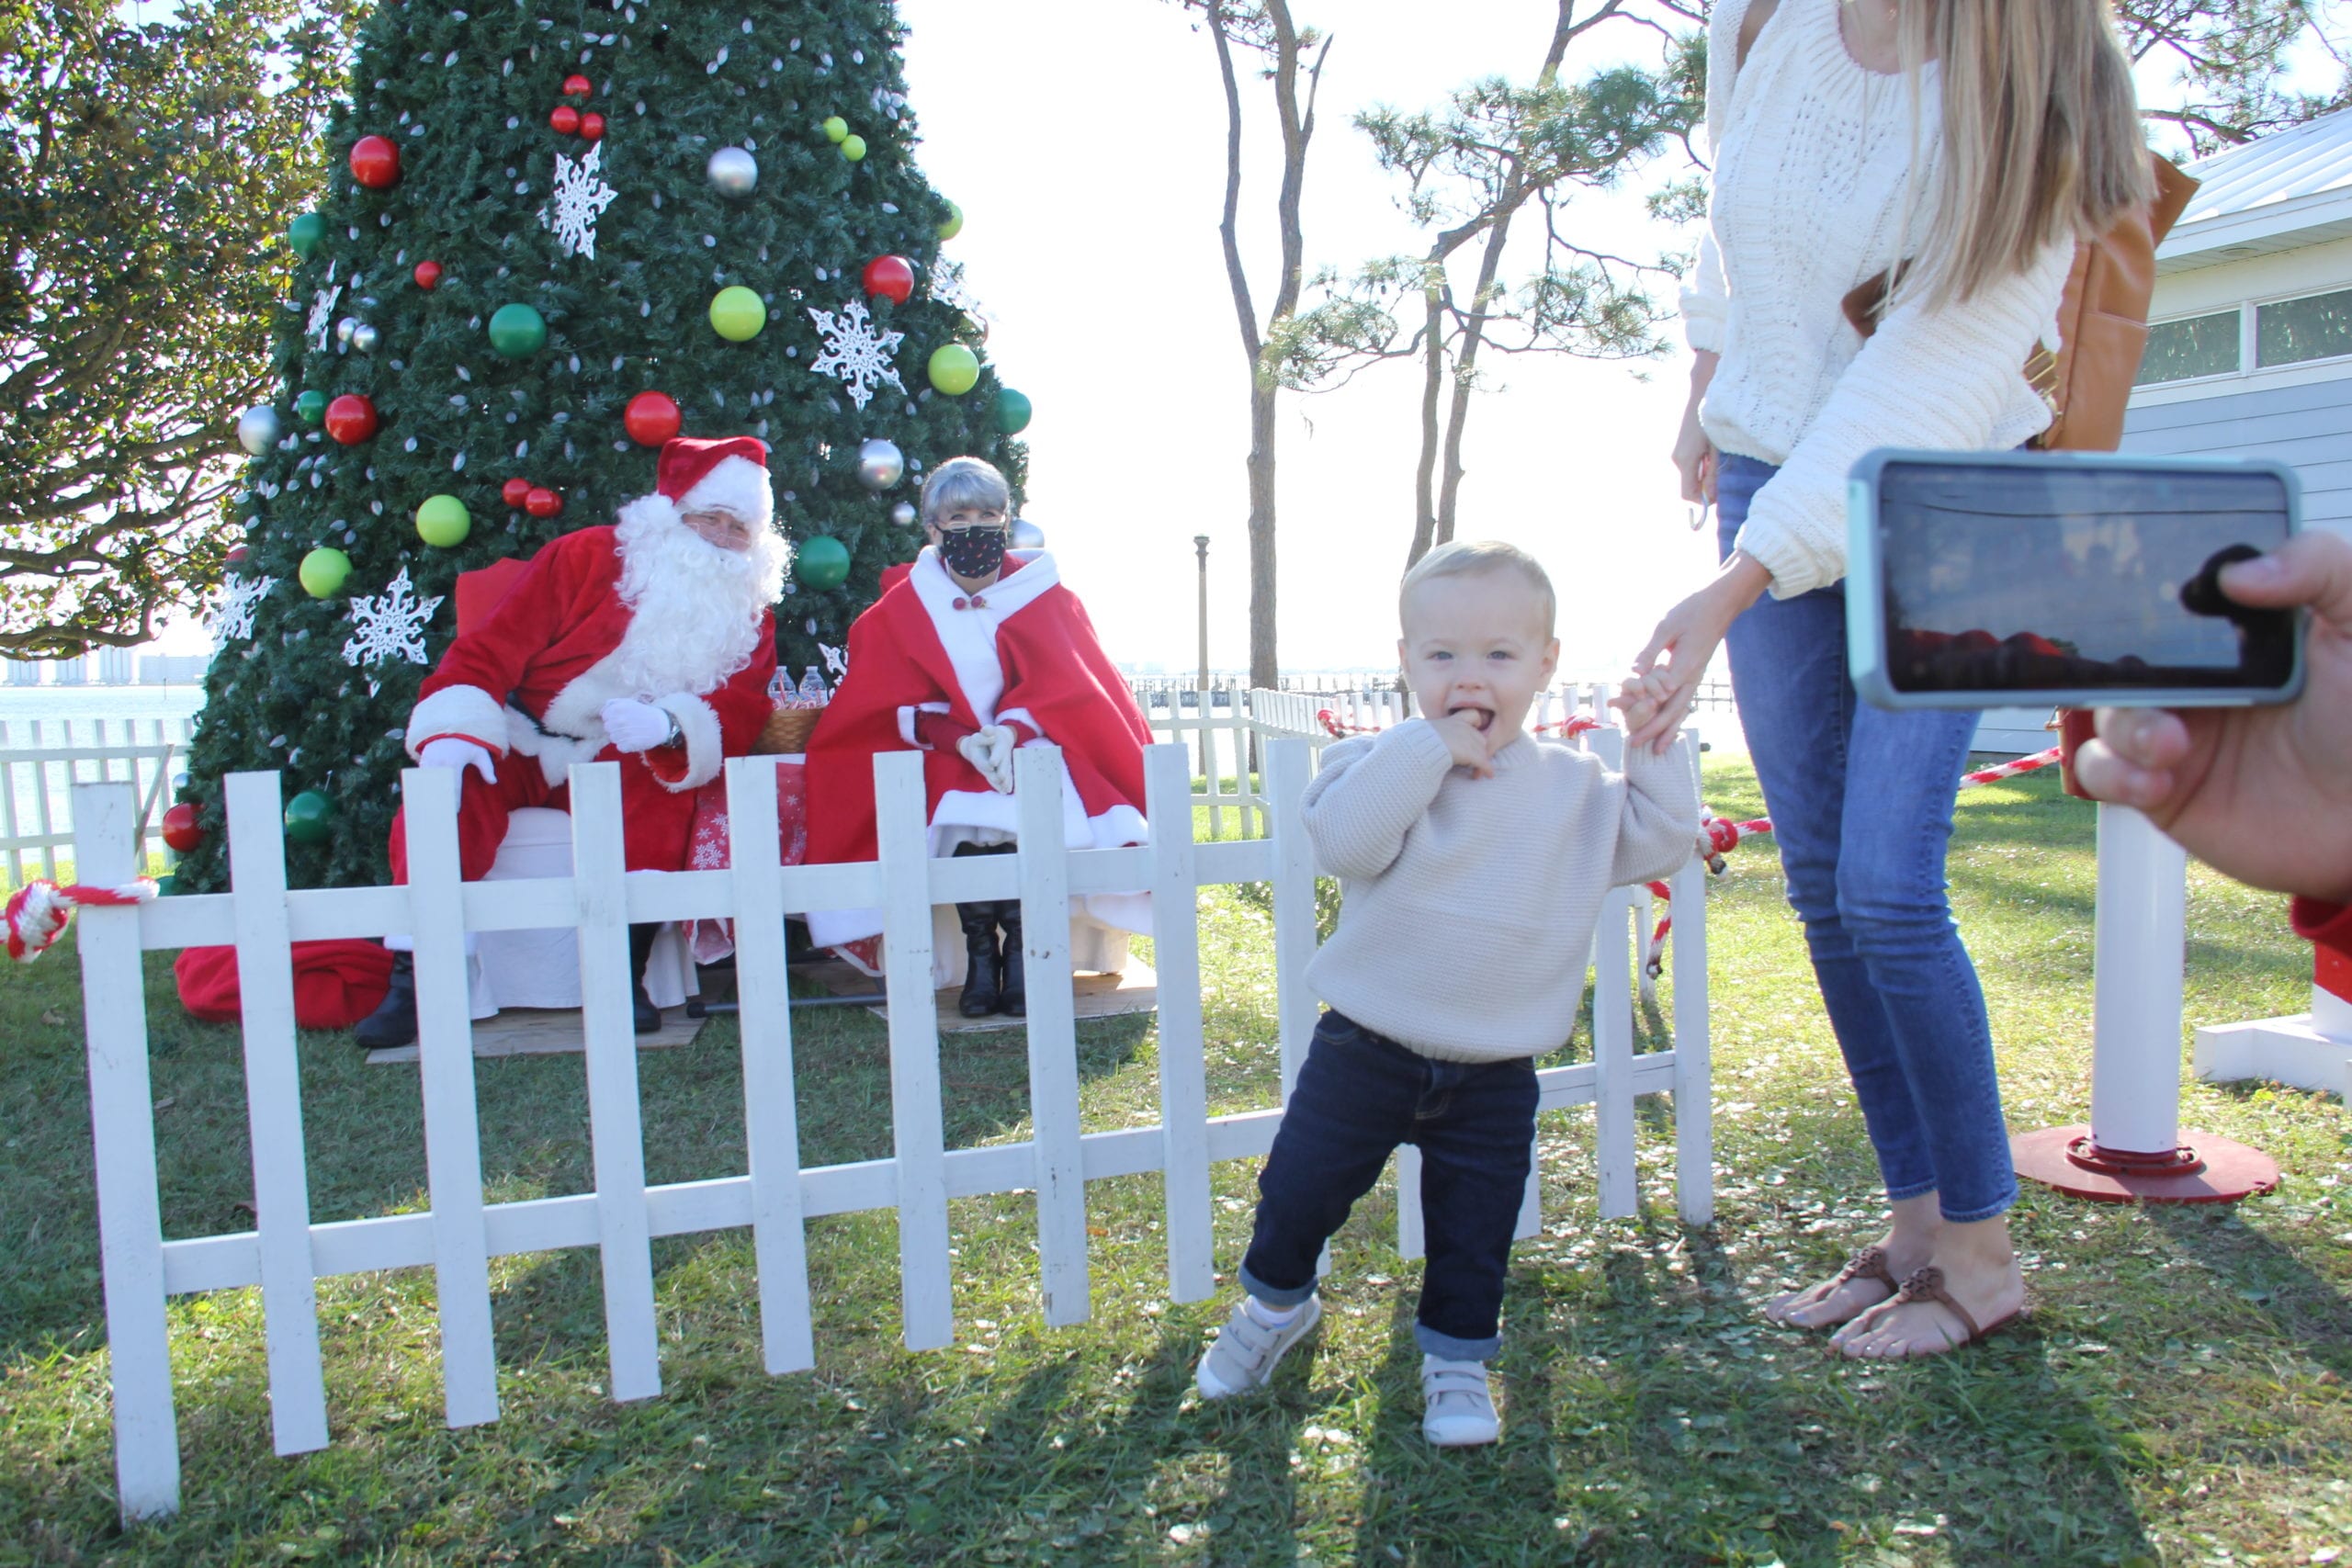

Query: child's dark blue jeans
<box><xmin>1239</xmin><ymin>1010</ymin><xmax>1539</xmax><ymax>1361</ymax></box>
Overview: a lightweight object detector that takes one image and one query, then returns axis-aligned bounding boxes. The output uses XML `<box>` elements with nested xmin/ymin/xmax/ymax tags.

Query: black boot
<box><xmin>956</xmin><ymin>903</ymin><xmax>1002</xmax><ymax>1017</ymax></box>
<box><xmin>356</xmin><ymin>951</ymin><xmax>417</xmax><ymax>1049</ymax></box>
<box><xmin>628</xmin><ymin>924</ymin><xmax>662</xmax><ymax>1034</ymax></box>
<box><xmin>995</xmin><ymin>904</ymin><xmax>1025</xmax><ymax>1018</ymax></box>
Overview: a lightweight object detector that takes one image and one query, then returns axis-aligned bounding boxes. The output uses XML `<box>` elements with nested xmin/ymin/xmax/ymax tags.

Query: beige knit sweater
<box><xmin>1300</xmin><ymin>722</ymin><xmax>1699</xmax><ymax>1065</ymax></box>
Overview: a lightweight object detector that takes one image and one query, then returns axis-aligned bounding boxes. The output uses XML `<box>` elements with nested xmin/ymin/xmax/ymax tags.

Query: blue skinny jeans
<box><xmin>1717</xmin><ymin>454</ymin><xmax>2017</xmax><ymax>1223</ymax></box>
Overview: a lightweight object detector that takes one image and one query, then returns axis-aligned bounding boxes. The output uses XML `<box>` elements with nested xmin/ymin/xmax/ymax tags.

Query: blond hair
<box><xmin>1399</xmin><ymin>540</ymin><xmax>1556</xmax><ymax>636</ymax></box>
<box><xmin>1896</xmin><ymin>0</ymin><xmax>2152</xmax><ymax>310</ymax></box>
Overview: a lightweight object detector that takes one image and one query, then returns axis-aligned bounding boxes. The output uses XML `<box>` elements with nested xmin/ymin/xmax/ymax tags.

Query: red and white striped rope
<box><xmin>4</xmin><ymin>878</ymin><xmax>157</xmax><ymax>963</ymax></box>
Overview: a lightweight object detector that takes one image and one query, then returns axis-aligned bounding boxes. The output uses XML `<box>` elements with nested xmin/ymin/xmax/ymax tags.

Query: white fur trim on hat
<box><xmin>676</xmin><ymin>454</ymin><xmax>774</xmax><ymax>530</ymax></box>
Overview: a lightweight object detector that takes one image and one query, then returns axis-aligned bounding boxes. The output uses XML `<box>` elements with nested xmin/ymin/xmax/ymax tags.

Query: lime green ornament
<box><xmin>995</xmin><ymin>387</ymin><xmax>1033</xmax><ymax>434</ymax></box>
<box><xmin>415</xmin><ymin>494</ymin><xmax>472</xmax><ymax>547</ymax></box>
<box><xmin>294</xmin><ymin>389</ymin><xmax>329</xmax><ymax>426</ymax></box>
<box><xmin>927</xmin><ymin>343</ymin><xmax>980</xmax><ymax>396</ymax></box>
<box><xmin>288</xmin><ymin>212</ymin><xmax>325</xmax><ymax>257</ymax></box>
<box><xmin>840</xmin><ymin>134</ymin><xmax>867</xmax><ymax>162</ymax></box>
<box><xmin>822</xmin><ymin>115</ymin><xmax>849</xmax><ymax>143</ymax></box>
<box><xmin>298</xmin><ymin>547</ymin><xmax>351</xmax><ymax>598</ymax></box>
<box><xmin>936</xmin><ymin>201</ymin><xmax>964</xmax><ymax>242</ymax></box>
<box><xmin>488</xmin><ymin>302</ymin><xmax>548</xmax><ymax>359</ymax></box>
<box><xmin>708</xmin><ymin>286</ymin><xmax>768</xmax><ymax>343</ymax></box>
<box><xmin>284</xmin><ymin>790</ymin><xmax>335</xmax><ymax>845</ymax></box>
<box><xmin>795</xmin><ymin>535</ymin><xmax>852</xmax><ymax>590</ymax></box>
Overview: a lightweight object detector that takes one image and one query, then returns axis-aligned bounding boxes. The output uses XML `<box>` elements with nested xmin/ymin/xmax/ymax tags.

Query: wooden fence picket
<box><xmin>874</xmin><ymin>750</ymin><xmax>955</xmax><ymax>1351</ymax></box>
<box><xmin>1143</xmin><ymin>745</ymin><xmax>1215</xmax><ymax>1302</ymax></box>
<box><xmin>1014</xmin><ymin>747</ymin><xmax>1091</xmax><ymax>1326</ymax></box>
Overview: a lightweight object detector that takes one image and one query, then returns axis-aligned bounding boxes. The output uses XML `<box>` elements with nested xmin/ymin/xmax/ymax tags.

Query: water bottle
<box><xmin>797</xmin><ymin>666</ymin><xmax>830</xmax><ymax>706</ymax></box>
<box><xmin>766</xmin><ymin>667</ymin><xmax>793</xmax><ymax>707</ymax></box>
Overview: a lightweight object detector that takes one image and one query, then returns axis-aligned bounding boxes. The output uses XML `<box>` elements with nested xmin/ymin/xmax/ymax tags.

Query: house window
<box><xmin>2137</xmin><ymin>310</ymin><xmax>2242</xmax><ymax>384</ymax></box>
<box><xmin>2256</xmin><ymin>287</ymin><xmax>2352</xmax><ymax>368</ymax></box>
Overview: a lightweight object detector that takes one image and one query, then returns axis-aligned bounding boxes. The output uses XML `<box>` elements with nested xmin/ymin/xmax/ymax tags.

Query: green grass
<box><xmin>4</xmin><ymin>760</ymin><xmax>2348</xmax><ymax>1564</ymax></box>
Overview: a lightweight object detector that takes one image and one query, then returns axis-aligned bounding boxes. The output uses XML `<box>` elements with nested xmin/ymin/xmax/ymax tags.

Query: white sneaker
<box><xmin>1420</xmin><ymin>1354</ymin><xmax>1499</xmax><ymax>1447</ymax></box>
<box><xmin>1195</xmin><ymin>1295</ymin><xmax>1322</xmax><ymax>1399</ymax></box>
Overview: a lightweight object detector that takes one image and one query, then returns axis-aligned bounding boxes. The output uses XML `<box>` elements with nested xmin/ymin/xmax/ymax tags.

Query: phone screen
<box><xmin>1874</xmin><ymin>459</ymin><xmax>2299</xmax><ymax>695</ymax></box>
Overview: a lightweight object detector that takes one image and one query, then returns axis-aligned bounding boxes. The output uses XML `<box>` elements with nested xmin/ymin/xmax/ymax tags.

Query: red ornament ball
<box><xmin>225</xmin><ymin>545</ymin><xmax>249</xmax><ymax>569</ymax></box>
<box><xmin>549</xmin><ymin>105</ymin><xmax>581</xmax><ymax>136</ymax></box>
<box><xmin>502</xmin><ymin>477</ymin><xmax>533</xmax><ymax>509</ymax></box>
<box><xmin>413</xmin><ymin>259</ymin><xmax>444</xmax><ymax>290</ymax></box>
<box><xmin>562</xmin><ymin>73</ymin><xmax>594</xmax><ymax>97</ymax></box>
<box><xmin>580</xmin><ymin>112</ymin><xmax>605</xmax><ymax>142</ymax></box>
<box><xmin>161</xmin><ymin>803</ymin><xmax>204</xmax><ymax>855</ymax></box>
<box><xmin>861</xmin><ymin>254</ymin><xmax>916</xmax><ymax>306</ymax></box>
<box><xmin>624</xmin><ymin>390</ymin><xmax>682</xmax><ymax>446</ymax></box>
<box><xmin>323</xmin><ymin>393</ymin><xmax>379</xmax><ymax>446</ymax></box>
<box><xmin>525</xmin><ymin>486</ymin><xmax>564</xmax><ymax>519</ymax></box>
<box><xmin>349</xmin><ymin>134</ymin><xmax>401</xmax><ymax>189</ymax></box>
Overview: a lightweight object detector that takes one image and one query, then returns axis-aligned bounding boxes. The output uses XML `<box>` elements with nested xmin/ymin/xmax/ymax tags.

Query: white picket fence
<box><xmin>2</xmin><ymin>717</ymin><xmax>190</xmax><ymax>885</ymax></box>
<box><xmin>71</xmin><ymin>734</ymin><xmax>1710</xmax><ymax>1521</ymax></box>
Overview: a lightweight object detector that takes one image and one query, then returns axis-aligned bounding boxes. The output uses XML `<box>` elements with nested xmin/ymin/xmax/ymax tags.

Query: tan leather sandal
<box><xmin>1767</xmin><ymin>1244</ymin><xmax>1901</xmax><ymax>1327</ymax></box>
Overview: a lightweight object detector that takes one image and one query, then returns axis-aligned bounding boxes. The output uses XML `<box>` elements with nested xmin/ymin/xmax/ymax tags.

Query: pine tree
<box><xmin>170</xmin><ymin>0</ymin><xmax>1027</xmax><ymax>894</ymax></box>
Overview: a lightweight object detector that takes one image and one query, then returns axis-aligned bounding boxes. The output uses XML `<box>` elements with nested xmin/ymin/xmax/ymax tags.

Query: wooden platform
<box><xmin>822</xmin><ymin>955</ymin><xmax>1161</xmax><ymax>1035</ymax></box>
<box><xmin>364</xmin><ymin>1005</ymin><xmax>706</xmax><ymax>1065</ymax></box>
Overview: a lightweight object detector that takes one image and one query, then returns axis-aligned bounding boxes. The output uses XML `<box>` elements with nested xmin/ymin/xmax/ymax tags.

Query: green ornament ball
<box><xmin>153</xmin><ymin>873</ymin><xmax>178</xmax><ymax>897</ymax></box>
<box><xmin>294</xmin><ymin>389</ymin><xmax>328</xmax><ymax>426</ymax></box>
<box><xmin>488</xmin><ymin>302</ymin><xmax>548</xmax><ymax>359</ymax></box>
<box><xmin>415</xmin><ymin>493</ymin><xmax>472</xmax><ymax>547</ymax></box>
<box><xmin>840</xmin><ymin>134</ymin><xmax>867</xmax><ymax>162</ymax></box>
<box><xmin>284</xmin><ymin>790</ymin><xmax>335</xmax><ymax>845</ymax></box>
<box><xmin>995</xmin><ymin>387</ymin><xmax>1033</xmax><ymax>434</ymax></box>
<box><xmin>795</xmin><ymin>535</ymin><xmax>852</xmax><ymax>591</ymax></box>
<box><xmin>298</xmin><ymin>546</ymin><xmax>351</xmax><ymax>598</ymax></box>
<box><xmin>936</xmin><ymin>201</ymin><xmax>964</xmax><ymax>242</ymax></box>
<box><xmin>822</xmin><ymin>115</ymin><xmax>849</xmax><ymax>143</ymax></box>
<box><xmin>708</xmin><ymin>286</ymin><xmax>768</xmax><ymax>343</ymax></box>
<box><xmin>927</xmin><ymin>343</ymin><xmax>980</xmax><ymax>397</ymax></box>
<box><xmin>288</xmin><ymin>212</ymin><xmax>325</xmax><ymax>257</ymax></box>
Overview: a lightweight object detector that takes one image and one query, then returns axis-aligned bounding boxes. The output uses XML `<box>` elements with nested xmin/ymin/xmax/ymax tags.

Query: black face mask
<box><xmin>938</xmin><ymin>525</ymin><xmax>1008</xmax><ymax>580</ymax></box>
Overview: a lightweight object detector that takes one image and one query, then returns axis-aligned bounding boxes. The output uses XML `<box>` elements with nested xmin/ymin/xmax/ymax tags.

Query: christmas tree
<box><xmin>169</xmin><ymin>0</ymin><xmax>1028</xmax><ymax>894</ymax></box>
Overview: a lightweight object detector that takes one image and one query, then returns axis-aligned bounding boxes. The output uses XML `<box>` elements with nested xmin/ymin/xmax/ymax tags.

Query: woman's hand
<box><xmin>1622</xmin><ymin>550</ymin><xmax>1774</xmax><ymax>754</ymax></box>
<box><xmin>1671</xmin><ymin>350</ymin><xmax>1720</xmax><ymax>507</ymax></box>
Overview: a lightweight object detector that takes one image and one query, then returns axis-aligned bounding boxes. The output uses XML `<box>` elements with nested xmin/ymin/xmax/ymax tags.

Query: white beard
<box><xmin>608</xmin><ymin>496</ymin><xmax>789</xmax><ymax>696</ymax></box>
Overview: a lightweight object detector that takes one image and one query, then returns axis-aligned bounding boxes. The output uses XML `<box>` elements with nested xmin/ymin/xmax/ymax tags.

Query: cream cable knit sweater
<box><xmin>1300</xmin><ymin>722</ymin><xmax>1698</xmax><ymax>1065</ymax></box>
<box><xmin>1679</xmin><ymin>0</ymin><xmax>2073</xmax><ymax>600</ymax></box>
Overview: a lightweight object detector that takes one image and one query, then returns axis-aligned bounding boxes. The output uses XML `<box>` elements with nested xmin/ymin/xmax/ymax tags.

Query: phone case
<box><xmin>1845</xmin><ymin>448</ymin><xmax>2306</xmax><ymax>710</ymax></box>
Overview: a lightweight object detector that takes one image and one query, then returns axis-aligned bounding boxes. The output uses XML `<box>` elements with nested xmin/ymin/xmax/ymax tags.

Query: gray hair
<box><xmin>921</xmin><ymin>456</ymin><xmax>1011</xmax><ymax>525</ymax></box>
<box><xmin>1399</xmin><ymin>539</ymin><xmax>1556</xmax><ymax>636</ymax></box>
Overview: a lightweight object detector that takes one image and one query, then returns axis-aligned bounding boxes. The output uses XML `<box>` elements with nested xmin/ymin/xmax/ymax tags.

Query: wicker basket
<box><xmin>755</xmin><ymin>705</ymin><xmax>824</xmax><ymax>755</ymax></box>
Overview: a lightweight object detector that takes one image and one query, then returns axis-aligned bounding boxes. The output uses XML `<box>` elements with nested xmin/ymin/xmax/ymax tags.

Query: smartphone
<box><xmin>1847</xmin><ymin>449</ymin><xmax>2304</xmax><ymax>709</ymax></box>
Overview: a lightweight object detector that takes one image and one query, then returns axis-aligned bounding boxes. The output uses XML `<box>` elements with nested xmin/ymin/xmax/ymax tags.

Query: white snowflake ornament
<box><xmin>208</xmin><ymin>575</ymin><xmax>277</xmax><ymax>653</ymax></box>
<box><xmin>805</xmin><ymin>298</ymin><xmax>905</xmax><ymax>411</ymax></box>
<box><xmin>819</xmin><ymin>641</ymin><xmax>850</xmax><ymax>684</ymax></box>
<box><xmin>306</xmin><ymin>263</ymin><xmax>345</xmax><ymax>353</ymax></box>
<box><xmin>341</xmin><ymin>567</ymin><xmax>445</xmax><ymax>693</ymax></box>
<box><xmin>542</xmin><ymin>141</ymin><xmax>620</xmax><ymax>260</ymax></box>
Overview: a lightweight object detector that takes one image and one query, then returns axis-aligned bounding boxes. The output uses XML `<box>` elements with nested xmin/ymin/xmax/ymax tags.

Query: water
<box><xmin>0</xmin><ymin>687</ymin><xmax>208</xmax><ymax>881</ymax></box>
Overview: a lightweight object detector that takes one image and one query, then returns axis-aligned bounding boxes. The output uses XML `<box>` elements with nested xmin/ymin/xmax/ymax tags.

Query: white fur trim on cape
<box><xmin>655</xmin><ymin>694</ymin><xmax>724</xmax><ymax>791</ymax></box>
<box><xmin>409</xmin><ymin>684</ymin><xmax>509</xmax><ymax>760</ymax></box>
<box><xmin>675</xmin><ymin>454</ymin><xmax>774</xmax><ymax>529</ymax></box>
<box><xmin>906</xmin><ymin>548</ymin><xmax>1059</xmax><ymax>724</ymax></box>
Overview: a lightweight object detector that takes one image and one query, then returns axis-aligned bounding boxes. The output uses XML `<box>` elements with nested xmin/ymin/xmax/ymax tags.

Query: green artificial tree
<box><xmin>170</xmin><ymin>0</ymin><xmax>1032</xmax><ymax>894</ymax></box>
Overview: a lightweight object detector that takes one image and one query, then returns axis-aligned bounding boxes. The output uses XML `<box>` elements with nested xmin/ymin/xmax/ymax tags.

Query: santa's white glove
<box><xmin>418</xmin><ymin>737</ymin><xmax>498</xmax><ymax>784</ymax></box>
<box><xmin>957</xmin><ymin>724</ymin><xmax>1018</xmax><ymax>794</ymax></box>
<box><xmin>600</xmin><ymin>697</ymin><xmax>676</xmax><ymax>754</ymax></box>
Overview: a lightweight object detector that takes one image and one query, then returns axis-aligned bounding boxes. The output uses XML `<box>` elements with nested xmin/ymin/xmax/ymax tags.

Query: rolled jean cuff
<box><xmin>1238</xmin><ymin>1263</ymin><xmax>1318</xmax><ymax>1311</ymax></box>
<box><xmin>1939</xmin><ymin>1182</ymin><xmax>2018</xmax><ymax>1226</ymax></box>
<box><xmin>1883</xmin><ymin>1177</ymin><xmax>1939</xmax><ymax>1205</ymax></box>
<box><xmin>1415</xmin><ymin>1322</ymin><xmax>1499</xmax><ymax>1362</ymax></box>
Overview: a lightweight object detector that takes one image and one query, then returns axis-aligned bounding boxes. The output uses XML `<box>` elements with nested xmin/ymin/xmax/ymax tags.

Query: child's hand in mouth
<box><xmin>1431</xmin><ymin>707</ymin><xmax>1497</xmax><ymax>777</ymax></box>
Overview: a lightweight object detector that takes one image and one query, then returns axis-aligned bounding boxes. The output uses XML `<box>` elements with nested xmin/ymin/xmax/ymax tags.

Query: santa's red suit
<box><xmin>389</xmin><ymin>438</ymin><xmax>782</xmax><ymax>886</ymax></box>
<box><xmin>803</xmin><ymin>547</ymin><xmax>1152</xmax><ymax>946</ymax></box>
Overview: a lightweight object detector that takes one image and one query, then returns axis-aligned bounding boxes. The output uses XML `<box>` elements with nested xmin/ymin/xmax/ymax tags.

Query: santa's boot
<box><xmin>995</xmin><ymin>903</ymin><xmax>1026</xmax><ymax>1018</ymax></box>
<box><xmin>356</xmin><ymin>951</ymin><xmax>417</xmax><ymax>1050</ymax></box>
<box><xmin>956</xmin><ymin>903</ymin><xmax>1002</xmax><ymax>1017</ymax></box>
<box><xmin>628</xmin><ymin>924</ymin><xmax>663</xmax><ymax>1034</ymax></box>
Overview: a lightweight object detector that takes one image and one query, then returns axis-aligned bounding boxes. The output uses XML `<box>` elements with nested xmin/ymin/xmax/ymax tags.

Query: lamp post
<box><xmin>1193</xmin><ymin>535</ymin><xmax>1211</xmax><ymax>784</ymax></box>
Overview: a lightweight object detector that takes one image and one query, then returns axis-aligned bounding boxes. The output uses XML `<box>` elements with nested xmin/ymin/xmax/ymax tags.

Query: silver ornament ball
<box><xmin>707</xmin><ymin>146</ymin><xmax>759</xmax><ymax>197</ymax></box>
<box><xmin>1009</xmin><ymin>517</ymin><xmax>1046</xmax><ymax>551</ymax></box>
<box><xmin>351</xmin><ymin>323</ymin><xmax>381</xmax><ymax>354</ymax></box>
<box><xmin>236</xmin><ymin>405</ymin><xmax>282</xmax><ymax>457</ymax></box>
<box><xmin>335</xmin><ymin>316</ymin><xmax>358</xmax><ymax>346</ymax></box>
<box><xmin>889</xmin><ymin>501</ymin><xmax>918</xmax><ymax>527</ymax></box>
<box><xmin>855</xmin><ymin>437</ymin><xmax>905</xmax><ymax>491</ymax></box>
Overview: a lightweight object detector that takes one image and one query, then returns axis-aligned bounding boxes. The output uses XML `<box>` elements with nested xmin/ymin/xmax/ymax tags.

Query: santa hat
<box><xmin>655</xmin><ymin>435</ymin><xmax>772</xmax><ymax>529</ymax></box>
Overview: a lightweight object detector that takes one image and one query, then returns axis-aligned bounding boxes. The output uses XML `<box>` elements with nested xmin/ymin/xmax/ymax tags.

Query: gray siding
<box><xmin>2122</xmin><ymin>373</ymin><xmax>2352</xmax><ymax>531</ymax></box>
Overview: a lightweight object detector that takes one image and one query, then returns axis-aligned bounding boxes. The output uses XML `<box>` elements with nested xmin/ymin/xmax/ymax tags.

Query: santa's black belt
<box><xmin>507</xmin><ymin>692</ymin><xmax>593</xmax><ymax>746</ymax></box>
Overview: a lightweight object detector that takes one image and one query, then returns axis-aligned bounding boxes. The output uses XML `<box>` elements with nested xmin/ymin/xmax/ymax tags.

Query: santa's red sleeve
<box><xmin>640</xmin><ymin>610</ymin><xmax>779</xmax><ymax>791</ymax></box>
<box><xmin>2292</xmin><ymin>897</ymin><xmax>2352</xmax><ymax>960</ymax></box>
<box><xmin>407</xmin><ymin>531</ymin><xmax>594</xmax><ymax>760</ymax></box>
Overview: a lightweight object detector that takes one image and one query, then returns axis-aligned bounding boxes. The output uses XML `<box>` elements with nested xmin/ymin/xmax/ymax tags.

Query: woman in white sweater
<box><xmin>1621</xmin><ymin>0</ymin><xmax>2150</xmax><ymax>1357</ymax></box>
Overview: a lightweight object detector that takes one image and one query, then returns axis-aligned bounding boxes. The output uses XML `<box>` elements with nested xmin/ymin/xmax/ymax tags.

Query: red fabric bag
<box><xmin>175</xmin><ymin>939</ymin><xmax>396</xmax><ymax>1031</ymax></box>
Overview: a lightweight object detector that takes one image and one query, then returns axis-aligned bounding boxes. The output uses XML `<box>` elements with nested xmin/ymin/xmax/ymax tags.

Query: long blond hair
<box><xmin>1896</xmin><ymin>0</ymin><xmax>2152</xmax><ymax>307</ymax></box>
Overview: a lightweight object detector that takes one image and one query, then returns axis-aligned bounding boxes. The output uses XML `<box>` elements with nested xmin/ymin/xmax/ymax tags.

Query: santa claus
<box><xmin>803</xmin><ymin>456</ymin><xmax>1151</xmax><ymax>1018</ymax></box>
<box><xmin>356</xmin><ymin>434</ymin><xmax>786</xmax><ymax>1048</ymax></box>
